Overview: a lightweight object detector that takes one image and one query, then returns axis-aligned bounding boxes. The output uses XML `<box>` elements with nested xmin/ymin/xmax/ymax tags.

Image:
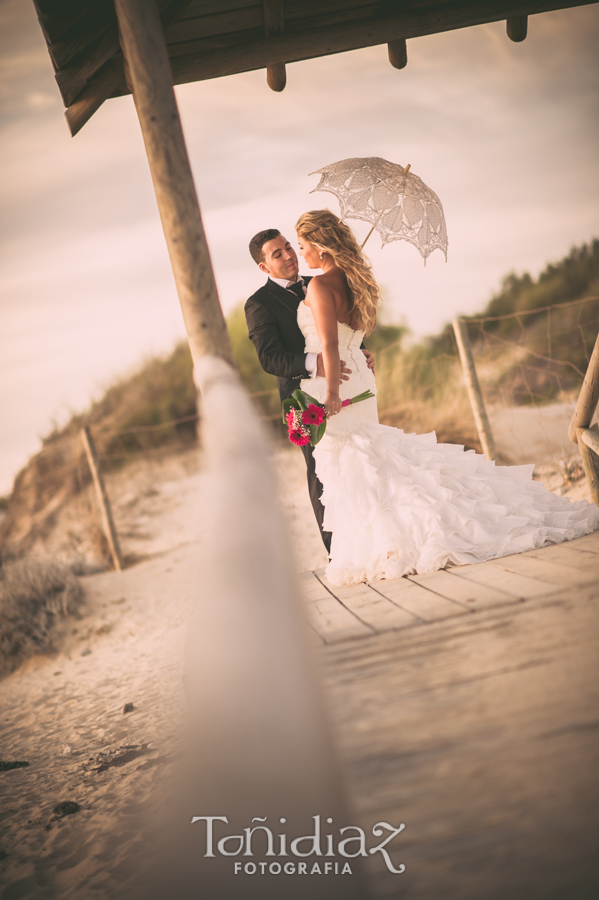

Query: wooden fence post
<box><xmin>568</xmin><ymin>332</ymin><xmax>599</xmax><ymax>505</ymax></box>
<box><xmin>568</xmin><ymin>331</ymin><xmax>599</xmax><ymax>443</ymax></box>
<box><xmin>81</xmin><ymin>427</ymin><xmax>123</xmax><ymax>571</ymax></box>
<box><xmin>576</xmin><ymin>427</ymin><xmax>599</xmax><ymax>505</ymax></box>
<box><xmin>452</xmin><ymin>318</ymin><xmax>497</xmax><ymax>461</ymax></box>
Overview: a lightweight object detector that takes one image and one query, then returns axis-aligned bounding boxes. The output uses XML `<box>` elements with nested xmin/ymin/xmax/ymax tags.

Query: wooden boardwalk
<box><xmin>300</xmin><ymin>531</ymin><xmax>599</xmax><ymax>644</ymax></box>
<box><xmin>300</xmin><ymin>531</ymin><xmax>599</xmax><ymax>899</ymax></box>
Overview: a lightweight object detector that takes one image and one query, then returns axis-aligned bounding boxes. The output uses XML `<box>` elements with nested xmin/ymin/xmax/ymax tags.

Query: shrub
<box><xmin>0</xmin><ymin>558</ymin><xmax>84</xmax><ymax>678</ymax></box>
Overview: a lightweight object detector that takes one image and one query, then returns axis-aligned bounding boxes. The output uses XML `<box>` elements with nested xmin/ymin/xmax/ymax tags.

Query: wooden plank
<box><xmin>46</xmin><ymin>2</ymin><xmax>116</xmax><ymax>70</ymax></box>
<box><xmin>167</xmin><ymin>8</ymin><xmax>263</xmax><ymax>43</ymax></box>
<box><xmin>449</xmin><ymin>560</ymin><xmax>559</xmax><ymax>598</ymax></box>
<box><xmin>567</xmin><ymin>532</ymin><xmax>599</xmax><ymax>555</ymax></box>
<box><xmin>369</xmin><ymin>576</ymin><xmax>469</xmax><ymax>623</ymax></box>
<box><xmin>66</xmin><ymin>0</ymin><xmax>194</xmax><ymax>135</ymax></box>
<box><xmin>321</xmin><ymin>579</ymin><xmax>599</xmax><ymax>898</ymax></box>
<box><xmin>315</xmin><ymin>570</ymin><xmax>420</xmax><ymax>633</ymax></box>
<box><xmin>489</xmin><ymin>552</ymin><xmax>595</xmax><ymax>587</ymax></box>
<box><xmin>34</xmin><ymin>0</ymin><xmax>107</xmax><ymax>44</ymax></box>
<box><xmin>408</xmin><ymin>568</ymin><xmax>514</xmax><ymax>611</ymax></box>
<box><xmin>182</xmin><ymin>0</ymin><xmax>259</xmax><ymax>15</ymax></box>
<box><xmin>58</xmin><ymin>0</ymin><xmax>188</xmax><ymax>110</ymax></box>
<box><xmin>298</xmin><ymin>572</ymin><xmax>373</xmax><ymax>642</ymax></box>
<box><xmin>56</xmin><ymin>28</ymin><xmax>122</xmax><ymax>107</ymax></box>
<box><xmin>524</xmin><ymin>542</ymin><xmax>599</xmax><ymax>570</ymax></box>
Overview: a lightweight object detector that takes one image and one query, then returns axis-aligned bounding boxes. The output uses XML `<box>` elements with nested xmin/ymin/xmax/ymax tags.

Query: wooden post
<box><xmin>264</xmin><ymin>0</ymin><xmax>286</xmax><ymax>91</ymax></box>
<box><xmin>113</xmin><ymin>0</ymin><xmax>233</xmax><ymax>367</ymax></box>
<box><xmin>132</xmin><ymin>358</ymin><xmax>367</xmax><ymax>899</ymax></box>
<box><xmin>388</xmin><ymin>38</ymin><xmax>407</xmax><ymax>69</ymax></box>
<box><xmin>576</xmin><ymin>427</ymin><xmax>599</xmax><ymax>505</ymax></box>
<box><xmin>81</xmin><ymin>427</ymin><xmax>123</xmax><ymax>571</ymax></box>
<box><xmin>452</xmin><ymin>318</ymin><xmax>497</xmax><ymax>461</ymax></box>
<box><xmin>568</xmin><ymin>331</ymin><xmax>599</xmax><ymax>442</ymax></box>
<box><xmin>506</xmin><ymin>15</ymin><xmax>528</xmax><ymax>41</ymax></box>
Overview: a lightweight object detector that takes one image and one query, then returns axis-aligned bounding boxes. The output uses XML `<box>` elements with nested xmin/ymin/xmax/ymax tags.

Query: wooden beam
<box><xmin>569</xmin><ymin>332</ymin><xmax>599</xmax><ymax>442</ymax></box>
<box><xmin>264</xmin><ymin>0</ymin><xmax>286</xmax><ymax>92</ymax></box>
<box><xmin>266</xmin><ymin>62</ymin><xmax>287</xmax><ymax>91</ymax></box>
<box><xmin>506</xmin><ymin>14</ymin><xmax>528</xmax><ymax>40</ymax></box>
<box><xmin>113</xmin><ymin>0</ymin><xmax>233</xmax><ymax>366</ymax></box>
<box><xmin>158</xmin><ymin>0</ymin><xmax>595</xmax><ymax>90</ymax></box>
<box><xmin>452</xmin><ymin>319</ymin><xmax>497</xmax><ymax>462</ymax></box>
<box><xmin>388</xmin><ymin>37</ymin><xmax>407</xmax><ymax>69</ymax></box>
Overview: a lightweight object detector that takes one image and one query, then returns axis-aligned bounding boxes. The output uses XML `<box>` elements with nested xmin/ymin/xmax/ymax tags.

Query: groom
<box><xmin>244</xmin><ymin>228</ymin><xmax>374</xmax><ymax>553</ymax></box>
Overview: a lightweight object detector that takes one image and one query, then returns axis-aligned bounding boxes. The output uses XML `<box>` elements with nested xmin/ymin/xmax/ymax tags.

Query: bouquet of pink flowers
<box><xmin>283</xmin><ymin>388</ymin><xmax>375</xmax><ymax>447</ymax></box>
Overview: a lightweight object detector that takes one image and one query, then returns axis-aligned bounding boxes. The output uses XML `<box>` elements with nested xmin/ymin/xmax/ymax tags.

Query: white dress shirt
<box><xmin>270</xmin><ymin>275</ymin><xmax>318</xmax><ymax>378</ymax></box>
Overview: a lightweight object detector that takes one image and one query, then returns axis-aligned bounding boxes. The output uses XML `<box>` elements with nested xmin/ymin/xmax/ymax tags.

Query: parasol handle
<box><xmin>360</xmin><ymin>224</ymin><xmax>377</xmax><ymax>249</ymax></box>
<box><xmin>360</xmin><ymin>206</ymin><xmax>388</xmax><ymax>250</ymax></box>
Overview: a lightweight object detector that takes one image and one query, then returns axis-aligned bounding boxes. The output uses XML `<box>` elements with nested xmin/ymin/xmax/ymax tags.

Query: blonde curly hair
<box><xmin>295</xmin><ymin>209</ymin><xmax>381</xmax><ymax>336</ymax></box>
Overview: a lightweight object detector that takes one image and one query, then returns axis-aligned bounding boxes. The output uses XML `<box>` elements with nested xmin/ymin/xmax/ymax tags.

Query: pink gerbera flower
<box><xmin>301</xmin><ymin>404</ymin><xmax>326</xmax><ymax>426</ymax></box>
<box><xmin>289</xmin><ymin>427</ymin><xmax>311</xmax><ymax>446</ymax></box>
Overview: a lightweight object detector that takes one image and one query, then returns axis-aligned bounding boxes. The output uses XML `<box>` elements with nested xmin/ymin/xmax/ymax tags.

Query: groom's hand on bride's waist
<box><xmin>362</xmin><ymin>349</ymin><xmax>375</xmax><ymax>374</ymax></box>
<box><xmin>316</xmin><ymin>352</ymin><xmax>351</xmax><ymax>382</ymax></box>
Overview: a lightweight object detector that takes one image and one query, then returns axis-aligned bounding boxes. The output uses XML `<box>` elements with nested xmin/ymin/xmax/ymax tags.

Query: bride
<box><xmin>295</xmin><ymin>209</ymin><xmax>599</xmax><ymax>586</ymax></box>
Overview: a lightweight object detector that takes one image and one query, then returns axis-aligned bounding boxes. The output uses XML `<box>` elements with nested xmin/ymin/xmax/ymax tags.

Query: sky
<box><xmin>1</xmin><ymin>0</ymin><xmax>598</xmax><ymax>494</ymax></box>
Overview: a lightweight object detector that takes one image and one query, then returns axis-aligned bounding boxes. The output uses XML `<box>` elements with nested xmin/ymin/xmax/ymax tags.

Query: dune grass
<box><xmin>0</xmin><ymin>558</ymin><xmax>84</xmax><ymax>678</ymax></box>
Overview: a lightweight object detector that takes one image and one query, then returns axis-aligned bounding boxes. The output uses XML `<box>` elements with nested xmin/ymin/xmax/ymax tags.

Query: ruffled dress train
<box><xmin>297</xmin><ymin>301</ymin><xmax>599</xmax><ymax>586</ymax></box>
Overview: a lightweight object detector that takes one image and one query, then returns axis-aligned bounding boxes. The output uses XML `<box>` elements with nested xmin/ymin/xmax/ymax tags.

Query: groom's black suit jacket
<box><xmin>245</xmin><ymin>275</ymin><xmax>367</xmax><ymax>401</ymax></box>
<box><xmin>244</xmin><ymin>276</ymin><xmax>314</xmax><ymax>401</ymax></box>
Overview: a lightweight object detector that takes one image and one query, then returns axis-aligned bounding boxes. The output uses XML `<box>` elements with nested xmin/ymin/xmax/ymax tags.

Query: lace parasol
<box><xmin>310</xmin><ymin>157</ymin><xmax>447</xmax><ymax>263</ymax></box>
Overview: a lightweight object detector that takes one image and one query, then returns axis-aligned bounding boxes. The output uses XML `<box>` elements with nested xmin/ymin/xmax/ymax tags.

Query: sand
<box><xmin>0</xmin><ymin>404</ymin><xmax>595</xmax><ymax>898</ymax></box>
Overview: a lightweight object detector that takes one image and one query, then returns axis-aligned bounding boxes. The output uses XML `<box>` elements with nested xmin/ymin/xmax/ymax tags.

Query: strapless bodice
<box><xmin>297</xmin><ymin>300</ymin><xmax>365</xmax><ymax>355</ymax></box>
<box><xmin>296</xmin><ymin>299</ymin><xmax>378</xmax><ymax>437</ymax></box>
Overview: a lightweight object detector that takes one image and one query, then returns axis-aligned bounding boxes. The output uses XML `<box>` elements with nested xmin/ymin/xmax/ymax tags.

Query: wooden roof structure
<box><xmin>35</xmin><ymin>0</ymin><xmax>597</xmax><ymax>136</ymax></box>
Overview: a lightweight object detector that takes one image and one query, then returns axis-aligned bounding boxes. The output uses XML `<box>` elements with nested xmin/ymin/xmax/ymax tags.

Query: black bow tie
<box><xmin>286</xmin><ymin>280</ymin><xmax>305</xmax><ymax>300</ymax></box>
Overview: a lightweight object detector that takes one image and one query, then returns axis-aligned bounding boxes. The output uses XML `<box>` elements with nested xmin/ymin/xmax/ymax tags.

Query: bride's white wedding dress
<box><xmin>297</xmin><ymin>301</ymin><xmax>599</xmax><ymax>586</ymax></box>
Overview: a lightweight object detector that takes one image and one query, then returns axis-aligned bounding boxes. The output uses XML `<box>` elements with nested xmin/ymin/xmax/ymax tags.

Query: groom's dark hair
<box><xmin>249</xmin><ymin>228</ymin><xmax>281</xmax><ymax>265</ymax></box>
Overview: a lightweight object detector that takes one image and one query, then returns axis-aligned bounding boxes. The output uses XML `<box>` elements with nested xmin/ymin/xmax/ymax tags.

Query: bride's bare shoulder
<box><xmin>305</xmin><ymin>274</ymin><xmax>334</xmax><ymax>302</ymax></box>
